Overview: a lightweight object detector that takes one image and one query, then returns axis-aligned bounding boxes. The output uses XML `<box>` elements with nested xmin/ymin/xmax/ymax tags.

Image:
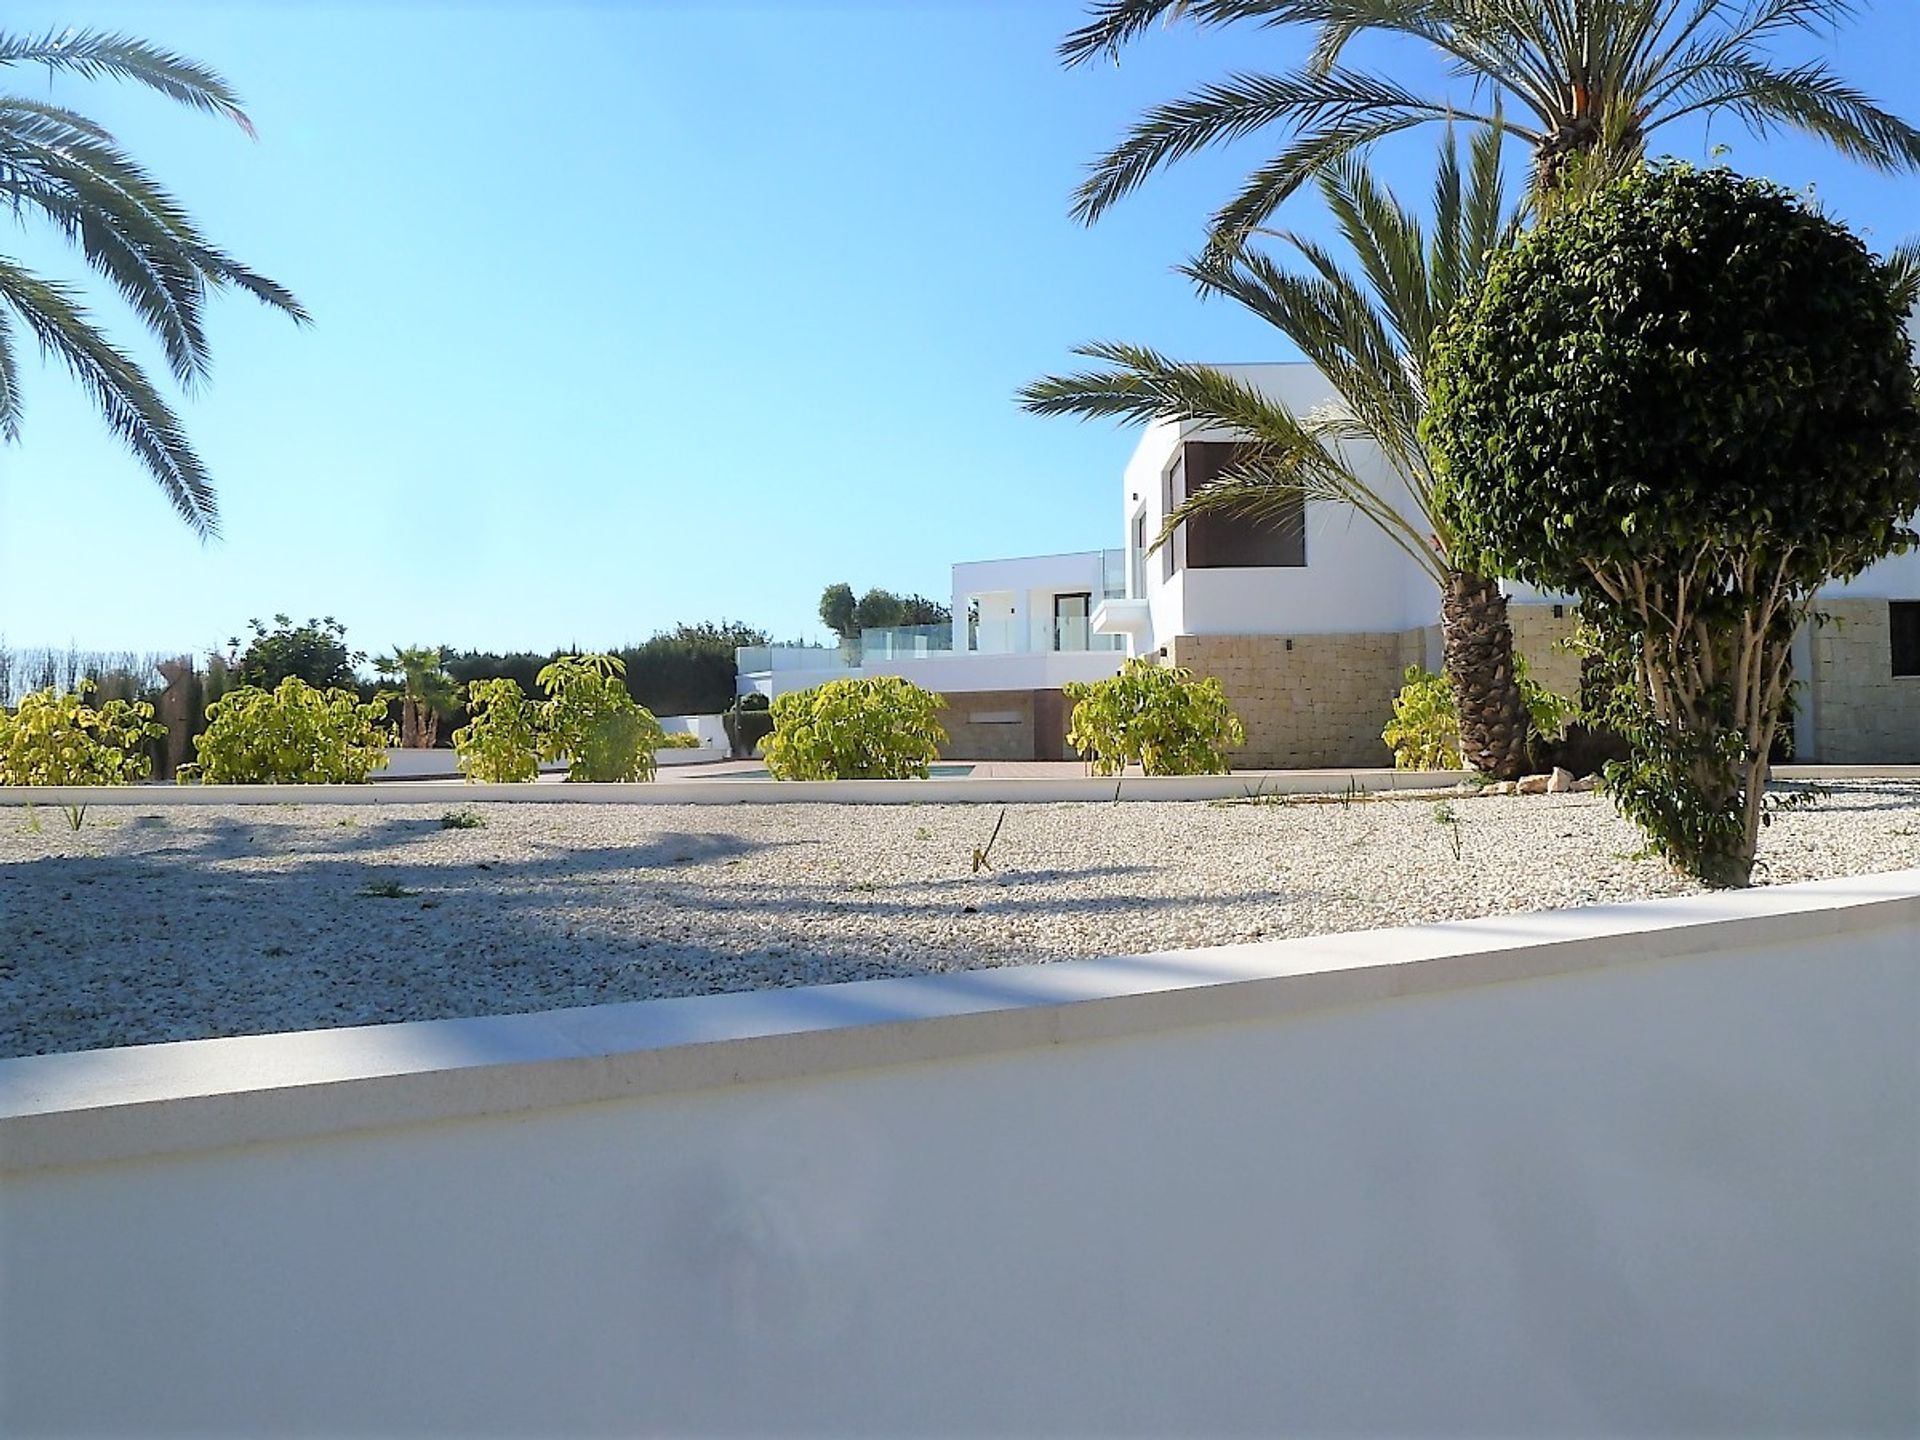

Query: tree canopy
<box><xmin>1427</xmin><ymin>163</ymin><xmax>1920</xmax><ymax>884</ymax></box>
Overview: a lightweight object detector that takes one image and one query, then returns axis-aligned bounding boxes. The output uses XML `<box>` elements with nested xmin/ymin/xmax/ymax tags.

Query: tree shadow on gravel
<box><xmin>0</xmin><ymin>831</ymin><xmax>1296</xmax><ymax>1060</ymax></box>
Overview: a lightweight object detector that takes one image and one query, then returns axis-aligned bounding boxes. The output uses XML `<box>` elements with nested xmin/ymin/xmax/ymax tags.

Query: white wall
<box><xmin>746</xmin><ymin>652</ymin><xmax>1124</xmax><ymax>699</ymax></box>
<box><xmin>1122</xmin><ymin>365</ymin><xmax>1441</xmax><ymax>647</ymax></box>
<box><xmin>1822</xmin><ymin>548</ymin><xmax>1920</xmax><ymax>600</ymax></box>
<box><xmin>860</xmin><ymin>649</ymin><xmax>1122</xmax><ymax>694</ymax></box>
<box><xmin>656</xmin><ymin>712</ymin><xmax>728</xmax><ymax>749</ymax></box>
<box><xmin>1114</xmin><ymin>353</ymin><xmax>1920</xmax><ymax>647</ymax></box>
<box><xmin>951</xmin><ymin>551</ymin><xmax>1109</xmax><ymax>605</ymax></box>
<box><xmin>952</xmin><ymin>551</ymin><xmax>1115</xmax><ymax>652</ymax></box>
<box><xmin>3</xmin><ymin>874</ymin><xmax>1915</xmax><ymax>1437</ymax></box>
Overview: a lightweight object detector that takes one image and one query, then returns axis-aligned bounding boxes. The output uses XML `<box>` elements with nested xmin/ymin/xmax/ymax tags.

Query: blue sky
<box><xmin>1</xmin><ymin>1</ymin><xmax>1916</xmax><ymax>657</ymax></box>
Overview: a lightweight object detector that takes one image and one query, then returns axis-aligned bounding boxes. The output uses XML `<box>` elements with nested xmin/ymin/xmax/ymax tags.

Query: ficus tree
<box><xmin>1427</xmin><ymin>164</ymin><xmax>1920</xmax><ymax>885</ymax></box>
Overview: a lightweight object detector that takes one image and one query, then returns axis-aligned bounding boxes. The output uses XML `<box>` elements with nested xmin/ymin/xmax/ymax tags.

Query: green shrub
<box><xmin>763</xmin><ymin>677</ymin><xmax>947</xmax><ymax>780</ymax></box>
<box><xmin>1428</xmin><ymin>164</ymin><xmax>1920</xmax><ymax>884</ymax></box>
<box><xmin>1383</xmin><ymin>659</ymin><xmax>1577</xmax><ymax>771</ymax></box>
<box><xmin>657</xmin><ymin>731</ymin><xmax>703</xmax><ymax>750</ymax></box>
<box><xmin>185</xmin><ymin>678</ymin><xmax>392</xmax><ymax>783</ymax></box>
<box><xmin>452</xmin><ymin>678</ymin><xmax>540</xmax><ymax>783</ymax></box>
<box><xmin>1382</xmin><ymin>667</ymin><xmax>1462</xmax><ymax>770</ymax></box>
<box><xmin>537</xmin><ymin>654</ymin><xmax>665</xmax><ymax>782</ymax></box>
<box><xmin>0</xmin><ymin>682</ymin><xmax>163</xmax><ymax>786</ymax></box>
<box><xmin>1064</xmin><ymin>659</ymin><xmax>1245</xmax><ymax>776</ymax></box>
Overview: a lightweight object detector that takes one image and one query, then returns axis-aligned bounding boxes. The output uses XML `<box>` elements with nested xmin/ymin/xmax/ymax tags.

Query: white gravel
<box><xmin>5</xmin><ymin>782</ymin><xmax>1918</xmax><ymax>1058</ymax></box>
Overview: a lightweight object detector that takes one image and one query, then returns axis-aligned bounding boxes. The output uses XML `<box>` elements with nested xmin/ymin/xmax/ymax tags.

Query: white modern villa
<box><xmin>743</xmin><ymin>320</ymin><xmax>1920</xmax><ymax>766</ymax></box>
<box><xmin>735</xmin><ymin>550</ymin><xmax>1131</xmax><ymax>758</ymax></box>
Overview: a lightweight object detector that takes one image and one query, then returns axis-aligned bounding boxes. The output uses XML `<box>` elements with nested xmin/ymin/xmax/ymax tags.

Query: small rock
<box><xmin>1574</xmin><ymin>776</ymin><xmax>1602</xmax><ymax>793</ymax></box>
<box><xmin>1546</xmin><ymin>767</ymin><xmax>1575</xmax><ymax>794</ymax></box>
<box><xmin>1517</xmin><ymin>775</ymin><xmax>1551</xmax><ymax>795</ymax></box>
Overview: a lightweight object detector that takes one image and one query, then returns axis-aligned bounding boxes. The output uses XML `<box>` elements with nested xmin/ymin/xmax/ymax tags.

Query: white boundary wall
<box><xmin>2</xmin><ymin>872</ymin><xmax>1916</xmax><ymax>1435</ymax></box>
<box><xmin>1</xmin><ymin>764</ymin><xmax>1909</xmax><ymax>809</ymax></box>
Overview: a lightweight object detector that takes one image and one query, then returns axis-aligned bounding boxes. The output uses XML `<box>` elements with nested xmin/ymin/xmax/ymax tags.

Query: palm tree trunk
<box><xmin>1442</xmin><ymin>569</ymin><xmax>1528</xmax><ymax>781</ymax></box>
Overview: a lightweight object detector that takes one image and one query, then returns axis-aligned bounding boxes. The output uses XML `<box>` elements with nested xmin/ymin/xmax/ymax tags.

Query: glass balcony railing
<box><xmin>966</xmin><ymin>616</ymin><xmax>1123</xmax><ymax>655</ymax></box>
<box><xmin>735</xmin><ymin>645</ymin><xmax>857</xmax><ymax>676</ymax></box>
<box><xmin>859</xmin><ymin>624</ymin><xmax>954</xmax><ymax>662</ymax></box>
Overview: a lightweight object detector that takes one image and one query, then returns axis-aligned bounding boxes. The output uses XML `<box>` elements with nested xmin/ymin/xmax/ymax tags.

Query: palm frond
<box><xmin>1030</xmin><ymin>126</ymin><xmax>1527</xmax><ymax>599</ymax></box>
<box><xmin>1020</xmin><ymin>343</ymin><xmax>1447</xmax><ymax>579</ymax></box>
<box><xmin>0</xmin><ymin>28</ymin><xmax>255</xmax><ymax>135</ymax></box>
<box><xmin>0</xmin><ymin>306</ymin><xmax>20</xmax><ymax>442</ymax></box>
<box><xmin>1653</xmin><ymin>55</ymin><xmax>1920</xmax><ymax>168</ymax></box>
<box><xmin>0</xmin><ymin>103</ymin><xmax>307</xmax><ymax>386</ymax></box>
<box><xmin>1060</xmin><ymin>0</ymin><xmax>1199</xmax><ymax>65</ymax></box>
<box><xmin>1061</xmin><ymin>0</ymin><xmax>1920</xmax><ymax>230</ymax></box>
<box><xmin>1071</xmin><ymin>66</ymin><xmax>1469</xmax><ymax>224</ymax></box>
<box><xmin>1061</xmin><ymin>0</ymin><xmax>1330</xmax><ymax>67</ymax></box>
<box><xmin>1201</xmin><ymin>105</ymin><xmax>1524</xmax><ymax>247</ymax></box>
<box><xmin>1183</xmin><ymin>245</ymin><xmax>1424</xmax><ymax>474</ymax></box>
<box><xmin>1166</xmin><ymin>445</ymin><xmax>1442</xmax><ymax>580</ymax></box>
<box><xmin>1885</xmin><ymin>238</ymin><xmax>1920</xmax><ymax>313</ymax></box>
<box><xmin>0</xmin><ymin>257</ymin><xmax>217</xmax><ymax>536</ymax></box>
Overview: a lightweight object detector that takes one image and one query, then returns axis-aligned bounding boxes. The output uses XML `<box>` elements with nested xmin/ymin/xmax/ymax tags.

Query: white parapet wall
<box><xmin>1</xmin><ymin>872</ymin><xmax>1915</xmax><ymax>1435</ymax></box>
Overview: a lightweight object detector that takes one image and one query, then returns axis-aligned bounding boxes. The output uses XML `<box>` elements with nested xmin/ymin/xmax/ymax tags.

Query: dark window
<box><xmin>1170</xmin><ymin>441</ymin><xmax>1306</xmax><ymax>570</ymax></box>
<box><xmin>1892</xmin><ymin>601</ymin><xmax>1920</xmax><ymax>677</ymax></box>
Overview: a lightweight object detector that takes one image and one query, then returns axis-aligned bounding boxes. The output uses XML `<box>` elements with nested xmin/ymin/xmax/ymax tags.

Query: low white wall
<box><xmin>860</xmin><ymin>648</ymin><xmax>1123</xmax><ymax>694</ymax></box>
<box><xmin>656</xmin><ymin>712</ymin><xmax>728</xmax><ymax>749</ymax></box>
<box><xmin>379</xmin><ymin>747</ymin><xmax>461</xmax><ymax>779</ymax></box>
<box><xmin>378</xmin><ymin>750</ymin><xmax>567</xmax><ymax>780</ymax></box>
<box><xmin>0</xmin><ymin>768</ymin><xmax>1472</xmax><ymax>808</ymax></box>
<box><xmin>2</xmin><ymin>873</ymin><xmax>1914</xmax><ymax>1436</ymax></box>
<box><xmin>749</xmin><ymin>650</ymin><xmax>1128</xmax><ymax>699</ymax></box>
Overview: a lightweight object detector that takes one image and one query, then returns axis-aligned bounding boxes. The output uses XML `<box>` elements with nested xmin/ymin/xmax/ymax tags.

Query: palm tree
<box><xmin>1889</xmin><ymin>238</ymin><xmax>1919</xmax><ymax>311</ymax></box>
<box><xmin>1061</xmin><ymin>0</ymin><xmax>1920</xmax><ymax>242</ymax></box>
<box><xmin>1022</xmin><ymin>128</ymin><xmax>1535</xmax><ymax>778</ymax></box>
<box><xmin>375</xmin><ymin>646</ymin><xmax>456</xmax><ymax>749</ymax></box>
<box><xmin>0</xmin><ymin>28</ymin><xmax>307</xmax><ymax>537</ymax></box>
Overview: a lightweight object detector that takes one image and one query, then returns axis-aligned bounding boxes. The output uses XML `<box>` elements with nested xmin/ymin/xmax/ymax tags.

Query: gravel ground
<box><xmin>4</xmin><ymin>782</ymin><xmax>1919</xmax><ymax>1058</ymax></box>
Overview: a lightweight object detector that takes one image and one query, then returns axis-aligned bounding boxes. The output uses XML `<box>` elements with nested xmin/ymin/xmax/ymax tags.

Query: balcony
<box><xmin>960</xmin><ymin>549</ymin><xmax>1129</xmax><ymax>657</ymax></box>
<box><xmin>965</xmin><ymin>615</ymin><xmax>1125</xmax><ymax>656</ymax></box>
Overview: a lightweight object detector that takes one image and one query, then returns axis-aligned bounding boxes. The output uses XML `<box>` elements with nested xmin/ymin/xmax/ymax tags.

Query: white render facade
<box><xmin>736</xmin><ymin>328</ymin><xmax>1918</xmax><ymax>767</ymax></box>
<box><xmin>1093</xmin><ymin>357</ymin><xmax>1920</xmax><ymax>767</ymax></box>
<box><xmin>1101</xmin><ymin>364</ymin><xmax>1442</xmax><ymax>656</ymax></box>
<box><xmin>734</xmin><ymin>551</ymin><xmax>1129</xmax><ymax>760</ymax></box>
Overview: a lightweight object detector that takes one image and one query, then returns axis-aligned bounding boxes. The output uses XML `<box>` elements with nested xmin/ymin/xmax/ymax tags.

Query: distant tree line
<box><xmin>817</xmin><ymin>583</ymin><xmax>951</xmax><ymax>643</ymax></box>
<box><xmin>1</xmin><ymin>618</ymin><xmax>779</xmax><ymax>769</ymax></box>
<box><xmin>443</xmin><ymin>621</ymin><xmax>772</xmax><ymax>719</ymax></box>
